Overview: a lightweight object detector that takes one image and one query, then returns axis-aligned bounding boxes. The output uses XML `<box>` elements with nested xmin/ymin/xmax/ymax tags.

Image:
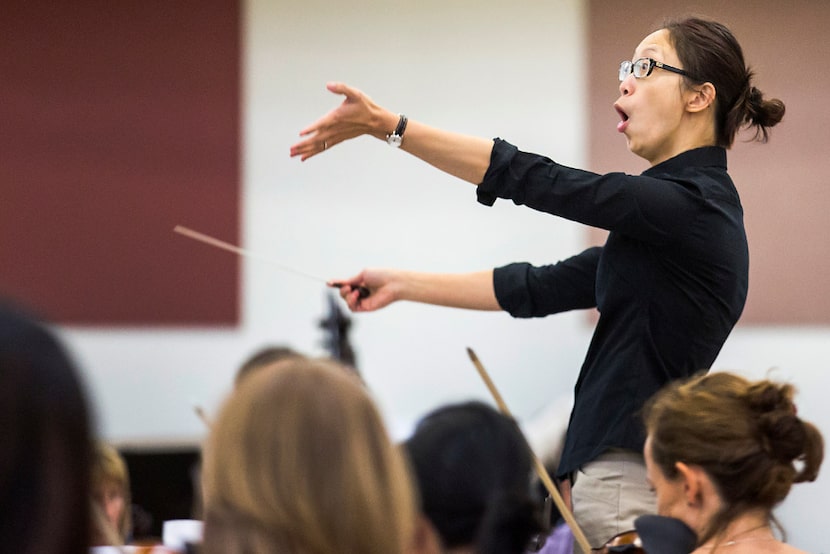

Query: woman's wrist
<box><xmin>370</xmin><ymin>108</ymin><xmax>402</xmax><ymax>141</ymax></box>
<box><xmin>390</xmin><ymin>269</ymin><xmax>412</xmax><ymax>302</ymax></box>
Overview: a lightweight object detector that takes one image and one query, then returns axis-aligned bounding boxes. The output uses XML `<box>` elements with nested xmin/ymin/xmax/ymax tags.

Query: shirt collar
<box><xmin>642</xmin><ymin>146</ymin><xmax>727</xmax><ymax>176</ymax></box>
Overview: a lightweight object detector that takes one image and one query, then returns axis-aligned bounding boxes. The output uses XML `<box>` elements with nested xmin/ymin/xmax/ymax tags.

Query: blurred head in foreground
<box><xmin>202</xmin><ymin>357</ymin><xmax>416</xmax><ymax>554</ymax></box>
<box><xmin>405</xmin><ymin>400</ymin><xmax>542</xmax><ymax>554</ymax></box>
<box><xmin>0</xmin><ymin>301</ymin><xmax>94</xmax><ymax>554</ymax></box>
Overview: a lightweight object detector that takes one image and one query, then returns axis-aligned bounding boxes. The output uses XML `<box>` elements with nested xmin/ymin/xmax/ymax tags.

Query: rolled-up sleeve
<box><xmin>494</xmin><ymin>247</ymin><xmax>602</xmax><ymax>318</ymax></box>
<box><xmin>477</xmin><ymin>138</ymin><xmax>519</xmax><ymax>206</ymax></box>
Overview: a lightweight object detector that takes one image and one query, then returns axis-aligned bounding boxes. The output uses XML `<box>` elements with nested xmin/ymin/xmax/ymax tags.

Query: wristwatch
<box><xmin>386</xmin><ymin>114</ymin><xmax>408</xmax><ymax>148</ymax></box>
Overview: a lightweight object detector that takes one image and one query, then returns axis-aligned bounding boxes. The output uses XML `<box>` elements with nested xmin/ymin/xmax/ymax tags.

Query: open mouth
<box><xmin>615</xmin><ymin>105</ymin><xmax>629</xmax><ymax>122</ymax></box>
<box><xmin>615</xmin><ymin>105</ymin><xmax>629</xmax><ymax>133</ymax></box>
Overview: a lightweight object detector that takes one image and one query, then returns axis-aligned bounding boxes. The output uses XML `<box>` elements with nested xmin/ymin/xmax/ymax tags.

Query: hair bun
<box><xmin>743</xmin><ymin>85</ymin><xmax>764</xmax><ymax>118</ymax></box>
<box><xmin>759</xmin><ymin>411</ymin><xmax>806</xmax><ymax>463</ymax></box>
<box><xmin>741</xmin><ymin>81</ymin><xmax>785</xmax><ymax>137</ymax></box>
<box><xmin>746</xmin><ymin>381</ymin><xmax>792</xmax><ymax>414</ymax></box>
<box><xmin>748</xmin><ymin>85</ymin><xmax>763</xmax><ymax>104</ymax></box>
<box><xmin>745</xmin><ymin>383</ymin><xmax>805</xmax><ymax>462</ymax></box>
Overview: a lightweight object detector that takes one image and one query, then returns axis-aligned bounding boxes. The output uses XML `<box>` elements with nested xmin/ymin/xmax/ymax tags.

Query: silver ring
<box><xmin>323</xmin><ymin>140</ymin><xmax>328</xmax><ymax>150</ymax></box>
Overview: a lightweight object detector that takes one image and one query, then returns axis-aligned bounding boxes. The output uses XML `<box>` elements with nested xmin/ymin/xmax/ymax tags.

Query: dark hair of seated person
<box><xmin>233</xmin><ymin>345</ymin><xmax>305</xmax><ymax>386</ymax></box>
<box><xmin>0</xmin><ymin>301</ymin><xmax>94</xmax><ymax>554</ymax></box>
<box><xmin>404</xmin><ymin>400</ymin><xmax>543</xmax><ymax>554</ymax></box>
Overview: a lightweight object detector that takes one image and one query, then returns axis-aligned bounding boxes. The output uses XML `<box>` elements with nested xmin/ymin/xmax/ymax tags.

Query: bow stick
<box><xmin>466</xmin><ymin>347</ymin><xmax>592</xmax><ymax>553</ymax></box>
<box><xmin>193</xmin><ymin>404</ymin><xmax>212</xmax><ymax>429</ymax></box>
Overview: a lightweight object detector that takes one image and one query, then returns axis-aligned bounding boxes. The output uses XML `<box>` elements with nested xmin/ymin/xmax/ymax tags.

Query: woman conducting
<box><xmin>291</xmin><ymin>16</ymin><xmax>784</xmax><ymax>550</ymax></box>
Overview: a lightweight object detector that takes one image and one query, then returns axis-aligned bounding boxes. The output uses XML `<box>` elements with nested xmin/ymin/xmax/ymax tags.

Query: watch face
<box><xmin>387</xmin><ymin>134</ymin><xmax>402</xmax><ymax>147</ymax></box>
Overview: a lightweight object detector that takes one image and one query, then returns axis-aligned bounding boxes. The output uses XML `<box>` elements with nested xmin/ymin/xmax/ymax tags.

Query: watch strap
<box><xmin>386</xmin><ymin>114</ymin><xmax>408</xmax><ymax>147</ymax></box>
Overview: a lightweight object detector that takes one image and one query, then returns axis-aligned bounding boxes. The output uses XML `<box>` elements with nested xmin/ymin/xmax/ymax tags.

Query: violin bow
<box><xmin>193</xmin><ymin>404</ymin><xmax>212</xmax><ymax>429</ymax></box>
<box><xmin>466</xmin><ymin>347</ymin><xmax>592</xmax><ymax>554</ymax></box>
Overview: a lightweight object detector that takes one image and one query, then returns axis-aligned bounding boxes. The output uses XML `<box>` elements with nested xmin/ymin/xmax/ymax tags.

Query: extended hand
<box><xmin>290</xmin><ymin>82</ymin><xmax>389</xmax><ymax>161</ymax></box>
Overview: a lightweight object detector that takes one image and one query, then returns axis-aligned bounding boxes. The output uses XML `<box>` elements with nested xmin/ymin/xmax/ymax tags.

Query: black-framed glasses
<box><xmin>618</xmin><ymin>57</ymin><xmax>690</xmax><ymax>82</ymax></box>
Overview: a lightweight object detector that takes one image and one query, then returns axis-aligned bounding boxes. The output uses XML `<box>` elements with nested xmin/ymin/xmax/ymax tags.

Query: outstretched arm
<box><xmin>290</xmin><ymin>82</ymin><xmax>495</xmax><ymax>185</ymax></box>
<box><xmin>330</xmin><ymin>268</ymin><xmax>500</xmax><ymax>313</ymax></box>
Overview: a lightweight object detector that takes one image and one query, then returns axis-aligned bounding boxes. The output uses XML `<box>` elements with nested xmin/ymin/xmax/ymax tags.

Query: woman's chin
<box><xmin>626</xmin><ymin>141</ymin><xmax>658</xmax><ymax>164</ymax></box>
<box><xmin>625</xmin><ymin>139</ymin><xmax>644</xmax><ymax>158</ymax></box>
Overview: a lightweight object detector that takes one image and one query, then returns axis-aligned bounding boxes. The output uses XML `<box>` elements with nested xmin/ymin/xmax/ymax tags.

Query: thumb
<box><xmin>326</xmin><ymin>81</ymin><xmax>349</xmax><ymax>95</ymax></box>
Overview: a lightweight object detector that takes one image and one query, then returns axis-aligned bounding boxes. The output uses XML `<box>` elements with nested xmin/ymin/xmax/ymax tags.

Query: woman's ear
<box><xmin>674</xmin><ymin>461</ymin><xmax>704</xmax><ymax>507</ymax></box>
<box><xmin>686</xmin><ymin>82</ymin><xmax>716</xmax><ymax>113</ymax></box>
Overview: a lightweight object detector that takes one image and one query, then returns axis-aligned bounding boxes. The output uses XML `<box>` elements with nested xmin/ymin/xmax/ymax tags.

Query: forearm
<box><xmin>396</xmin><ymin>269</ymin><xmax>501</xmax><ymax>311</ymax></box>
<box><xmin>373</xmin><ymin>110</ymin><xmax>494</xmax><ymax>185</ymax></box>
<box><xmin>292</xmin><ymin>83</ymin><xmax>494</xmax><ymax>184</ymax></box>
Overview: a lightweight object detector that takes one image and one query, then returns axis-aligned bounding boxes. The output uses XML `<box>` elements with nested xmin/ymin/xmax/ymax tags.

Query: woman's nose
<box><xmin>619</xmin><ymin>75</ymin><xmax>634</xmax><ymax>96</ymax></box>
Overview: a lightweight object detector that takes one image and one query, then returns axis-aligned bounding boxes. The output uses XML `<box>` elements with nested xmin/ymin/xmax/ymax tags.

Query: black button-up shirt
<box><xmin>478</xmin><ymin>139</ymin><xmax>748</xmax><ymax>476</ymax></box>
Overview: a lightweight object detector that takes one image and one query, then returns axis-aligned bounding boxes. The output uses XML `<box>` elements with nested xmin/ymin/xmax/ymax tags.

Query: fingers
<box><xmin>291</xmin><ymin>115</ymin><xmax>327</xmax><ymax>156</ymax></box>
<box><xmin>289</xmin><ymin>86</ymin><xmax>344</xmax><ymax>160</ymax></box>
<box><xmin>297</xmin><ymin>83</ymin><xmax>353</xmax><ymax>138</ymax></box>
<box><xmin>297</xmin><ymin>115</ymin><xmax>327</xmax><ymax>138</ymax></box>
<box><xmin>328</xmin><ymin>276</ymin><xmax>377</xmax><ymax>312</ymax></box>
<box><xmin>326</xmin><ymin>81</ymin><xmax>346</xmax><ymax>94</ymax></box>
<box><xmin>328</xmin><ymin>278</ymin><xmax>364</xmax><ymax>298</ymax></box>
<box><xmin>290</xmin><ymin>82</ymin><xmax>371</xmax><ymax>161</ymax></box>
<box><xmin>326</xmin><ymin>81</ymin><xmax>357</xmax><ymax>98</ymax></box>
<box><xmin>333</xmin><ymin>284</ymin><xmax>365</xmax><ymax>311</ymax></box>
<box><xmin>291</xmin><ymin>115</ymin><xmax>344</xmax><ymax>160</ymax></box>
<box><xmin>330</xmin><ymin>270</ymin><xmax>366</xmax><ymax>286</ymax></box>
<box><xmin>290</xmin><ymin>131</ymin><xmax>333</xmax><ymax>161</ymax></box>
<box><xmin>346</xmin><ymin>287</ymin><xmax>368</xmax><ymax>311</ymax></box>
<box><xmin>289</xmin><ymin>144</ymin><xmax>322</xmax><ymax>161</ymax></box>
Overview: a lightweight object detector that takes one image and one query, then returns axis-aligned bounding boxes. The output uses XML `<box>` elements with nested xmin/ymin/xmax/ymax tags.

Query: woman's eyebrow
<box><xmin>638</xmin><ymin>46</ymin><xmax>662</xmax><ymax>58</ymax></box>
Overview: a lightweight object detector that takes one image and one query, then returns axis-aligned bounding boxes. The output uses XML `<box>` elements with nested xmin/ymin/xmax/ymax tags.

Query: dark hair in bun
<box><xmin>663</xmin><ymin>17</ymin><xmax>785</xmax><ymax>147</ymax></box>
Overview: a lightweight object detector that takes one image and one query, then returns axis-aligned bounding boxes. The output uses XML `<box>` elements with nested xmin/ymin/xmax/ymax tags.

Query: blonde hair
<box><xmin>201</xmin><ymin>358</ymin><xmax>416</xmax><ymax>554</ymax></box>
<box><xmin>90</xmin><ymin>441</ymin><xmax>132</xmax><ymax>544</ymax></box>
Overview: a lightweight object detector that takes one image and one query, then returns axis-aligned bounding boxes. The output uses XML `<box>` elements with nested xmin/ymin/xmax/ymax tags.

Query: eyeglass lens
<box><xmin>618</xmin><ymin>60</ymin><xmax>632</xmax><ymax>82</ymax></box>
<box><xmin>618</xmin><ymin>58</ymin><xmax>653</xmax><ymax>81</ymax></box>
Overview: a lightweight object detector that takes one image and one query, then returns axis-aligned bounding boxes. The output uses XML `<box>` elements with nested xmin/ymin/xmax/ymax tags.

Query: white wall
<box><xmin>62</xmin><ymin>0</ymin><xmax>590</xmax><ymax>442</ymax></box>
<box><xmin>57</xmin><ymin>1</ymin><xmax>829</xmax><ymax>551</ymax></box>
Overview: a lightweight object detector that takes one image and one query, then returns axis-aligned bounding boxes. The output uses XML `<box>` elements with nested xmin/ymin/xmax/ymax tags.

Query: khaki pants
<box><xmin>570</xmin><ymin>449</ymin><xmax>656</xmax><ymax>553</ymax></box>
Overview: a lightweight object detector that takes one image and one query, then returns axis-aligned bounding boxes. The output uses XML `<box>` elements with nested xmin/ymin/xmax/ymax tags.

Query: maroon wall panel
<box><xmin>1</xmin><ymin>1</ymin><xmax>240</xmax><ymax>326</ymax></box>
